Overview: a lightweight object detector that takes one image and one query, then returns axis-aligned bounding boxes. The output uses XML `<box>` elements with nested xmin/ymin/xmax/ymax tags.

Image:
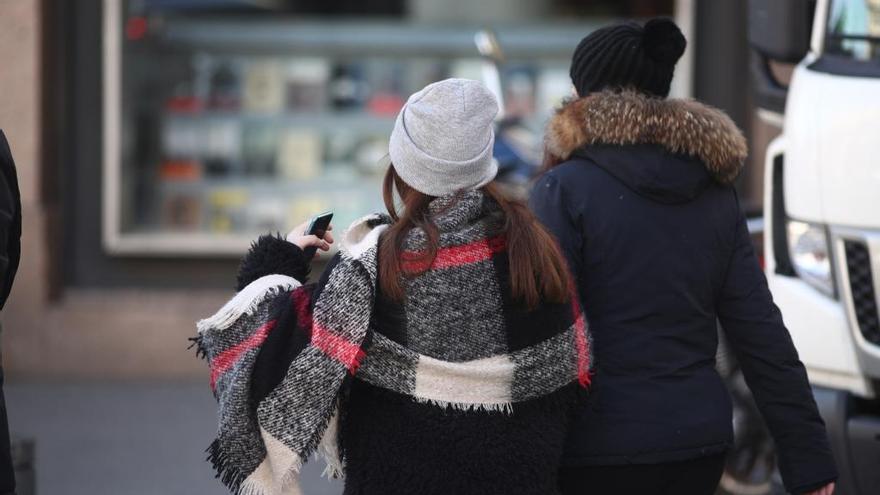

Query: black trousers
<box><xmin>559</xmin><ymin>454</ymin><xmax>726</xmax><ymax>495</ymax></box>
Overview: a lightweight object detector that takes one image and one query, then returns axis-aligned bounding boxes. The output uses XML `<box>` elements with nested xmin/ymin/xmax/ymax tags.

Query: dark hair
<box><xmin>378</xmin><ymin>165</ymin><xmax>571</xmax><ymax>309</ymax></box>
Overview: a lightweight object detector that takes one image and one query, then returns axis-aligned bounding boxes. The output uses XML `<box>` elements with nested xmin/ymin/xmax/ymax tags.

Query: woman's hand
<box><xmin>803</xmin><ymin>482</ymin><xmax>835</xmax><ymax>495</ymax></box>
<box><xmin>286</xmin><ymin>220</ymin><xmax>334</xmax><ymax>256</ymax></box>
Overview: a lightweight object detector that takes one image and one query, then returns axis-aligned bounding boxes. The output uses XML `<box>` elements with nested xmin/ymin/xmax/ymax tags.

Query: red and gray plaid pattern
<box><xmin>195</xmin><ymin>191</ymin><xmax>590</xmax><ymax>495</ymax></box>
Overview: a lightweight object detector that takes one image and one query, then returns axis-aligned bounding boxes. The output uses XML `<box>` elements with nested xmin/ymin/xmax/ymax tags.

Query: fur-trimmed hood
<box><xmin>545</xmin><ymin>91</ymin><xmax>748</xmax><ymax>185</ymax></box>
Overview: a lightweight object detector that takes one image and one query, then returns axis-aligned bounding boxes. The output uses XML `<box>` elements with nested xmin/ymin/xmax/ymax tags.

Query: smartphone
<box><xmin>302</xmin><ymin>211</ymin><xmax>333</xmax><ymax>258</ymax></box>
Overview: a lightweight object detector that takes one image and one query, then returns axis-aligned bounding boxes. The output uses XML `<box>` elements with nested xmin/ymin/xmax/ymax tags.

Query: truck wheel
<box><xmin>717</xmin><ymin>340</ymin><xmax>785</xmax><ymax>495</ymax></box>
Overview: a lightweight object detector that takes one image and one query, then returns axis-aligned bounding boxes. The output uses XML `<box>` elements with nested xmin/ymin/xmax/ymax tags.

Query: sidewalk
<box><xmin>5</xmin><ymin>382</ymin><xmax>343</xmax><ymax>495</ymax></box>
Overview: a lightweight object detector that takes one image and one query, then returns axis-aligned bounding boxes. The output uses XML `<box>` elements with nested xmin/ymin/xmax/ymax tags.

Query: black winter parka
<box><xmin>0</xmin><ymin>131</ymin><xmax>20</xmax><ymax>311</ymax></box>
<box><xmin>529</xmin><ymin>91</ymin><xmax>838</xmax><ymax>494</ymax></box>
<box><xmin>0</xmin><ymin>130</ymin><xmax>21</xmax><ymax>494</ymax></box>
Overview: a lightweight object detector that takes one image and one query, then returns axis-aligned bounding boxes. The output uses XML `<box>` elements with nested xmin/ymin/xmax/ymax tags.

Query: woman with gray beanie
<box><xmin>530</xmin><ymin>18</ymin><xmax>837</xmax><ymax>495</ymax></box>
<box><xmin>195</xmin><ymin>78</ymin><xmax>591</xmax><ymax>495</ymax></box>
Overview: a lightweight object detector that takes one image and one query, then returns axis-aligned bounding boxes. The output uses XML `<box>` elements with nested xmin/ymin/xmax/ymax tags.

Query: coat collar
<box><xmin>544</xmin><ymin>90</ymin><xmax>748</xmax><ymax>185</ymax></box>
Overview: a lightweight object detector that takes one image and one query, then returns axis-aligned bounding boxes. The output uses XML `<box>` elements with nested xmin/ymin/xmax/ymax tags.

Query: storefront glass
<box><xmin>104</xmin><ymin>0</ymin><xmax>596</xmax><ymax>255</ymax></box>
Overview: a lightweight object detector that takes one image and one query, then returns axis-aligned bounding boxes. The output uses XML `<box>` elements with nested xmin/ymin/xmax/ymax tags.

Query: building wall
<box><xmin>0</xmin><ymin>0</ymin><xmax>51</xmax><ymax>377</ymax></box>
<box><xmin>0</xmin><ymin>2</ymin><xmax>223</xmax><ymax>381</ymax></box>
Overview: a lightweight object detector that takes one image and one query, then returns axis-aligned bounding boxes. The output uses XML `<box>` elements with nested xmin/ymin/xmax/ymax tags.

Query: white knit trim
<box><xmin>413</xmin><ymin>353</ymin><xmax>514</xmax><ymax>413</ymax></box>
<box><xmin>197</xmin><ymin>274</ymin><xmax>301</xmax><ymax>334</ymax></box>
<box><xmin>238</xmin><ymin>427</ymin><xmax>303</xmax><ymax>495</ymax></box>
<box><xmin>317</xmin><ymin>405</ymin><xmax>344</xmax><ymax>479</ymax></box>
<box><xmin>340</xmin><ymin>214</ymin><xmax>388</xmax><ymax>260</ymax></box>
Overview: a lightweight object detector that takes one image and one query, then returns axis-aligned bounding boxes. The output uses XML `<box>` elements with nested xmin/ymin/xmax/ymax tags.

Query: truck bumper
<box><xmin>767</xmin><ymin>273</ymin><xmax>870</xmax><ymax>395</ymax></box>
<box><xmin>814</xmin><ymin>386</ymin><xmax>880</xmax><ymax>495</ymax></box>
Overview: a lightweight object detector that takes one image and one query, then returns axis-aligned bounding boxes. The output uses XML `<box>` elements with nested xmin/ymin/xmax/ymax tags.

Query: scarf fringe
<box><xmin>236</xmin><ymin>480</ymin><xmax>277</xmax><ymax>495</ymax></box>
<box><xmin>187</xmin><ymin>334</ymin><xmax>208</xmax><ymax>361</ymax></box>
<box><xmin>235</xmin><ymin>476</ymin><xmax>303</xmax><ymax>495</ymax></box>
<box><xmin>276</xmin><ymin>458</ymin><xmax>305</xmax><ymax>494</ymax></box>
<box><xmin>320</xmin><ymin>462</ymin><xmax>344</xmax><ymax>480</ymax></box>
<box><xmin>301</xmin><ymin>394</ymin><xmax>341</xmax><ymax>465</ymax></box>
<box><xmin>197</xmin><ymin>274</ymin><xmax>300</xmax><ymax>334</ymax></box>
<box><xmin>209</xmin><ymin>439</ymin><xmax>307</xmax><ymax>495</ymax></box>
<box><xmin>413</xmin><ymin>396</ymin><xmax>515</xmax><ymax>414</ymax></box>
<box><xmin>317</xmin><ymin>406</ymin><xmax>345</xmax><ymax>479</ymax></box>
<box><xmin>206</xmin><ymin>438</ymin><xmax>249</xmax><ymax>494</ymax></box>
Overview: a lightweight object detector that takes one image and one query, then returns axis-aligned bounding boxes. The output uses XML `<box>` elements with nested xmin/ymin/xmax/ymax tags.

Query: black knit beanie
<box><xmin>570</xmin><ymin>18</ymin><xmax>687</xmax><ymax>98</ymax></box>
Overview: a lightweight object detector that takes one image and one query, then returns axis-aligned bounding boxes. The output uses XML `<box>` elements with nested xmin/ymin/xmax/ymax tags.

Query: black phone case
<box><xmin>302</xmin><ymin>213</ymin><xmax>333</xmax><ymax>258</ymax></box>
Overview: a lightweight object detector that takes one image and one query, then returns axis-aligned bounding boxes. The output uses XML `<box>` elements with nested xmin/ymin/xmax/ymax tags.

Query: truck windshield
<box><xmin>827</xmin><ymin>0</ymin><xmax>880</xmax><ymax>60</ymax></box>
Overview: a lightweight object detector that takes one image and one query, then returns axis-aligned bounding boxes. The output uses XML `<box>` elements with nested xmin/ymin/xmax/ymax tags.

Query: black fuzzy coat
<box><xmin>530</xmin><ymin>91</ymin><xmax>838</xmax><ymax>494</ymax></box>
<box><xmin>238</xmin><ymin>224</ymin><xmax>582</xmax><ymax>495</ymax></box>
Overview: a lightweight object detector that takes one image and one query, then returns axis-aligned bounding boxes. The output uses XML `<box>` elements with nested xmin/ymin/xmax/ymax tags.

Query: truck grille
<box><xmin>844</xmin><ymin>240</ymin><xmax>880</xmax><ymax>345</ymax></box>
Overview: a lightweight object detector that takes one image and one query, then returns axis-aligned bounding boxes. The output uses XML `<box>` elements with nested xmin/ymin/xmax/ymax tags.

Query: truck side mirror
<box><xmin>748</xmin><ymin>0</ymin><xmax>814</xmax><ymax>63</ymax></box>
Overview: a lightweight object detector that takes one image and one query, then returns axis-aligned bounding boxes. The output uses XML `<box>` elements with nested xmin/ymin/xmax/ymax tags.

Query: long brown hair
<box><xmin>378</xmin><ymin>165</ymin><xmax>571</xmax><ymax>309</ymax></box>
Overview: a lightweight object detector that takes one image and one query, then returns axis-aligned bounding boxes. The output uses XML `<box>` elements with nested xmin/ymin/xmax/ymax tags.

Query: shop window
<box><xmin>104</xmin><ymin>0</ymin><xmax>599</xmax><ymax>255</ymax></box>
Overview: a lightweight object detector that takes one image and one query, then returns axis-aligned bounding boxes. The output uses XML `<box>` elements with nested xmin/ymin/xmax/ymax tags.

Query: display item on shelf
<box><xmin>329</xmin><ymin>63</ymin><xmax>369</xmax><ymax>110</ymax></box>
<box><xmin>324</xmin><ymin>130</ymin><xmax>359</xmax><ymax>163</ymax></box>
<box><xmin>249</xmin><ymin>198</ymin><xmax>287</xmax><ymax>232</ymax></box>
<box><xmin>162</xmin><ymin>193</ymin><xmax>202</xmax><ymax>230</ymax></box>
<box><xmin>208</xmin><ymin>189</ymin><xmax>248</xmax><ymax>233</ymax></box>
<box><xmin>162</xmin><ymin>118</ymin><xmax>203</xmax><ymax>159</ymax></box>
<box><xmin>353</xmin><ymin>136</ymin><xmax>390</xmax><ymax>175</ymax></box>
<box><xmin>159</xmin><ymin>160</ymin><xmax>202</xmax><ymax>182</ymax></box>
<box><xmin>241</xmin><ymin>123</ymin><xmax>278</xmax><ymax>177</ymax></box>
<box><xmin>278</xmin><ymin>129</ymin><xmax>323</xmax><ymax>181</ymax></box>
<box><xmin>204</xmin><ymin>120</ymin><xmax>241</xmax><ymax>177</ymax></box>
<box><xmin>166</xmin><ymin>77</ymin><xmax>203</xmax><ymax>113</ymax></box>
<box><xmin>365</xmin><ymin>60</ymin><xmax>406</xmax><ymax>115</ymax></box>
<box><xmin>284</xmin><ymin>58</ymin><xmax>330</xmax><ymax>111</ymax></box>
<box><xmin>208</xmin><ymin>61</ymin><xmax>242</xmax><ymax>110</ymax></box>
<box><xmin>243</xmin><ymin>60</ymin><xmax>285</xmax><ymax>113</ymax></box>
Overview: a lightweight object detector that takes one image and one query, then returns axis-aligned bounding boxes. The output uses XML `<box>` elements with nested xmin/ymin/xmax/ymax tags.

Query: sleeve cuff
<box><xmin>790</xmin><ymin>475</ymin><xmax>838</xmax><ymax>495</ymax></box>
<box><xmin>236</xmin><ymin>234</ymin><xmax>310</xmax><ymax>290</ymax></box>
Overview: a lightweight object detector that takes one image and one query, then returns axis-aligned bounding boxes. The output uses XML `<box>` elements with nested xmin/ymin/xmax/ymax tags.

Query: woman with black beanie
<box><xmin>530</xmin><ymin>18</ymin><xmax>838</xmax><ymax>495</ymax></box>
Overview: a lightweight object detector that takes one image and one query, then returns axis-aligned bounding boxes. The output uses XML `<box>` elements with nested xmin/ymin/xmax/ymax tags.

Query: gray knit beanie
<box><xmin>389</xmin><ymin>78</ymin><xmax>499</xmax><ymax>197</ymax></box>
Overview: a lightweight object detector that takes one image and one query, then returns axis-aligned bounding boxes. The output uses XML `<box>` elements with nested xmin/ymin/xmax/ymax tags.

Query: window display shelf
<box><xmin>156</xmin><ymin>170</ymin><xmax>384</xmax><ymax>192</ymax></box>
<box><xmin>164</xmin><ymin>111</ymin><xmax>397</xmax><ymax>132</ymax></box>
<box><xmin>158</xmin><ymin>19</ymin><xmax>599</xmax><ymax>58</ymax></box>
<box><xmin>104</xmin><ymin>231</ymin><xmax>261</xmax><ymax>256</ymax></box>
<box><xmin>103</xmin><ymin>0</ymin><xmax>592</xmax><ymax>256</ymax></box>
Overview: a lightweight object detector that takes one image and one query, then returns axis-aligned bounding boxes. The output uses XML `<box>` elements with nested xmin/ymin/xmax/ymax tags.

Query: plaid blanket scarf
<box><xmin>194</xmin><ymin>190</ymin><xmax>591</xmax><ymax>495</ymax></box>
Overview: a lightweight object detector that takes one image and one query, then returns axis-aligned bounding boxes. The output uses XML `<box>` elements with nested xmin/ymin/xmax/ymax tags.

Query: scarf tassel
<box><xmin>187</xmin><ymin>334</ymin><xmax>208</xmax><ymax>361</ymax></box>
<box><xmin>206</xmin><ymin>439</ymin><xmax>249</xmax><ymax>495</ymax></box>
<box><xmin>413</xmin><ymin>396</ymin><xmax>515</xmax><ymax>415</ymax></box>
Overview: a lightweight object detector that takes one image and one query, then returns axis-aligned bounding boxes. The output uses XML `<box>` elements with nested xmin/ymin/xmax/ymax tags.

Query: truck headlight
<box><xmin>787</xmin><ymin>220</ymin><xmax>835</xmax><ymax>297</ymax></box>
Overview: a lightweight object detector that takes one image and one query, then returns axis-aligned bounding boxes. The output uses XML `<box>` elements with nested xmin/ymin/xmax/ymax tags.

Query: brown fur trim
<box><xmin>545</xmin><ymin>91</ymin><xmax>748</xmax><ymax>184</ymax></box>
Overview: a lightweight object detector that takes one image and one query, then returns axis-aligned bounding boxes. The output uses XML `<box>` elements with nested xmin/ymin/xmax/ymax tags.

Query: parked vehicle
<box><xmin>728</xmin><ymin>1</ymin><xmax>880</xmax><ymax>494</ymax></box>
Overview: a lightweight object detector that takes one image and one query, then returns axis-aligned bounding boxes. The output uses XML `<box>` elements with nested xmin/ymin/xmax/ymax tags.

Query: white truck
<box><xmin>744</xmin><ymin>0</ymin><xmax>880</xmax><ymax>493</ymax></box>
